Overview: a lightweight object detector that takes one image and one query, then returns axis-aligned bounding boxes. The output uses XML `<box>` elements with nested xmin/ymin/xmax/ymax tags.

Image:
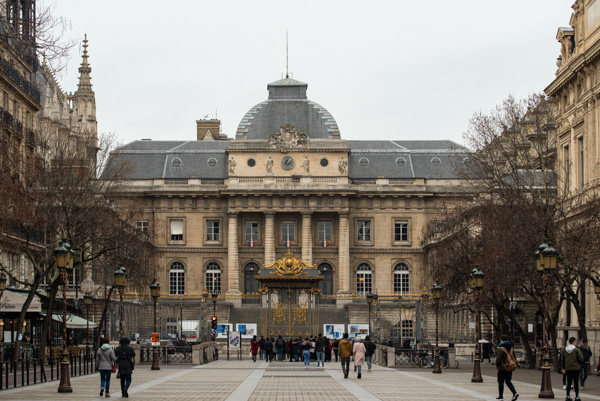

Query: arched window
<box><xmin>318</xmin><ymin>263</ymin><xmax>334</xmax><ymax>304</ymax></box>
<box><xmin>394</xmin><ymin>263</ymin><xmax>409</xmax><ymax>295</ymax></box>
<box><xmin>243</xmin><ymin>263</ymin><xmax>260</xmax><ymax>304</ymax></box>
<box><xmin>356</xmin><ymin>263</ymin><xmax>372</xmax><ymax>296</ymax></box>
<box><xmin>205</xmin><ymin>262</ymin><xmax>221</xmax><ymax>293</ymax></box>
<box><xmin>169</xmin><ymin>262</ymin><xmax>185</xmax><ymax>295</ymax></box>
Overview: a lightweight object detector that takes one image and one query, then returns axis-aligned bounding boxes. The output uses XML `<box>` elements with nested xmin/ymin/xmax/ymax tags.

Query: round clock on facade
<box><xmin>281</xmin><ymin>155</ymin><xmax>295</xmax><ymax>170</ymax></box>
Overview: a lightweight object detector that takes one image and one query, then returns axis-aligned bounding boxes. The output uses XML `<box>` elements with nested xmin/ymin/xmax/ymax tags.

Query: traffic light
<box><xmin>211</xmin><ymin>316</ymin><xmax>217</xmax><ymax>330</ymax></box>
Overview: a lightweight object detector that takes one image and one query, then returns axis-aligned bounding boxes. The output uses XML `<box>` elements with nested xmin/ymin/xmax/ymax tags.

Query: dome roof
<box><xmin>236</xmin><ymin>77</ymin><xmax>340</xmax><ymax>140</ymax></box>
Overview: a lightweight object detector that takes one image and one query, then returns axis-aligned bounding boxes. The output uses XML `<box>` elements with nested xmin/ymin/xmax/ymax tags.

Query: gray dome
<box><xmin>236</xmin><ymin>77</ymin><xmax>340</xmax><ymax>140</ymax></box>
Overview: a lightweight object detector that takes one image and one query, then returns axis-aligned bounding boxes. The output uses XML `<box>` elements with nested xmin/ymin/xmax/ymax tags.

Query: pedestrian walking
<box><xmin>250</xmin><ymin>335</ymin><xmax>259</xmax><ymax>362</ymax></box>
<box><xmin>96</xmin><ymin>337</ymin><xmax>117</xmax><ymax>398</ymax></box>
<box><xmin>562</xmin><ymin>336</ymin><xmax>583</xmax><ymax>401</ymax></box>
<box><xmin>302</xmin><ymin>337</ymin><xmax>311</xmax><ymax>368</ymax></box>
<box><xmin>115</xmin><ymin>337</ymin><xmax>135</xmax><ymax>398</ymax></box>
<box><xmin>495</xmin><ymin>334</ymin><xmax>519</xmax><ymax>401</ymax></box>
<box><xmin>258</xmin><ymin>336</ymin><xmax>265</xmax><ymax>360</ymax></box>
<box><xmin>316</xmin><ymin>334</ymin><xmax>325</xmax><ymax>368</ymax></box>
<box><xmin>363</xmin><ymin>335</ymin><xmax>376</xmax><ymax>372</ymax></box>
<box><xmin>333</xmin><ymin>339</ymin><xmax>339</xmax><ymax>362</ymax></box>
<box><xmin>578</xmin><ymin>338</ymin><xmax>592</xmax><ymax>389</ymax></box>
<box><xmin>353</xmin><ymin>337</ymin><xmax>366</xmax><ymax>379</ymax></box>
<box><xmin>338</xmin><ymin>333</ymin><xmax>352</xmax><ymax>379</ymax></box>
<box><xmin>264</xmin><ymin>337</ymin><xmax>274</xmax><ymax>362</ymax></box>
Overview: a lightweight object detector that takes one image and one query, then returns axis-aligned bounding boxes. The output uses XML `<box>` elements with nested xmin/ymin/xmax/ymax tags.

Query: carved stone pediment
<box><xmin>267</xmin><ymin>124</ymin><xmax>309</xmax><ymax>153</ymax></box>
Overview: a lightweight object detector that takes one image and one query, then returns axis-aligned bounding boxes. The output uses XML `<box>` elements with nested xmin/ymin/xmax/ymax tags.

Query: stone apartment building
<box><xmin>107</xmin><ymin>76</ymin><xmax>472</xmax><ymax>341</ymax></box>
<box><xmin>546</xmin><ymin>0</ymin><xmax>600</xmax><ymax>349</ymax></box>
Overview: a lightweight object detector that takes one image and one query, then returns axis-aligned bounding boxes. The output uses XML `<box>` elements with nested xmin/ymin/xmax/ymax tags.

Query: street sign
<box><xmin>151</xmin><ymin>333</ymin><xmax>160</xmax><ymax>346</ymax></box>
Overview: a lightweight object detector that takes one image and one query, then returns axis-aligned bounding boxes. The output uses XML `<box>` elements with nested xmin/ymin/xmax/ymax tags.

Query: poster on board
<box><xmin>229</xmin><ymin>331</ymin><xmax>241</xmax><ymax>349</ymax></box>
<box><xmin>348</xmin><ymin>324</ymin><xmax>369</xmax><ymax>338</ymax></box>
<box><xmin>216</xmin><ymin>323</ymin><xmax>233</xmax><ymax>338</ymax></box>
<box><xmin>236</xmin><ymin>323</ymin><xmax>257</xmax><ymax>338</ymax></box>
<box><xmin>323</xmin><ymin>324</ymin><xmax>345</xmax><ymax>339</ymax></box>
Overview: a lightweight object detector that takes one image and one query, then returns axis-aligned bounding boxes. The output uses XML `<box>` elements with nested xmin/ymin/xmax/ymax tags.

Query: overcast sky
<box><xmin>50</xmin><ymin>0</ymin><xmax>573</xmax><ymax>147</ymax></box>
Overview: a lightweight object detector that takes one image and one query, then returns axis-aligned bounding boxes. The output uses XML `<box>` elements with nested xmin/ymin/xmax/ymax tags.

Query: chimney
<box><xmin>196</xmin><ymin>119</ymin><xmax>221</xmax><ymax>141</ymax></box>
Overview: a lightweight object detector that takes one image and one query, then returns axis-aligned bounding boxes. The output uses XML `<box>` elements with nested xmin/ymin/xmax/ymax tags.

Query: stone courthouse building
<box><xmin>108</xmin><ymin>76</ymin><xmax>470</xmax><ymax>340</ymax></box>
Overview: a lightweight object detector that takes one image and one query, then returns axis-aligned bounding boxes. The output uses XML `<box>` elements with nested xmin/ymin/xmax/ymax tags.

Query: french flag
<box><xmin>286</xmin><ymin>239</ymin><xmax>292</xmax><ymax>248</ymax></box>
<box><xmin>322</xmin><ymin>239</ymin><xmax>328</xmax><ymax>248</ymax></box>
<box><xmin>249</xmin><ymin>239</ymin><xmax>255</xmax><ymax>248</ymax></box>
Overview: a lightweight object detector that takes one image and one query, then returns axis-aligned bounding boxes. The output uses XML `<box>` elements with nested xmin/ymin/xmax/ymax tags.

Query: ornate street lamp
<box><xmin>114</xmin><ymin>266</ymin><xmax>127</xmax><ymax>338</ymax></box>
<box><xmin>536</xmin><ymin>239</ymin><xmax>557</xmax><ymax>399</ymax></box>
<box><xmin>149</xmin><ymin>279</ymin><xmax>160</xmax><ymax>370</ymax></box>
<box><xmin>211</xmin><ymin>291</ymin><xmax>218</xmax><ymax>317</ymax></box>
<box><xmin>54</xmin><ymin>240</ymin><xmax>74</xmax><ymax>393</ymax></box>
<box><xmin>431</xmin><ymin>281</ymin><xmax>443</xmax><ymax>374</ymax></box>
<box><xmin>366</xmin><ymin>292</ymin><xmax>374</xmax><ymax>336</ymax></box>
<box><xmin>470</xmin><ymin>266</ymin><xmax>484</xmax><ymax>383</ymax></box>
<box><xmin>83</xmin><ymin>294</ymin><xmax>93</xmax><ymax>346</ymax></box>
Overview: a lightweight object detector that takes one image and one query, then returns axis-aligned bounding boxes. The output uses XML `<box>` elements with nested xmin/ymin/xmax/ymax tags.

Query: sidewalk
<box><xmin>0</xmin><ymin>358</ymin><xmax>597</xmax><ymax>401</ymax></box>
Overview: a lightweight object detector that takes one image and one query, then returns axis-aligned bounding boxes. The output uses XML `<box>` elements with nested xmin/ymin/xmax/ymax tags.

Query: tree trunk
<box><xmin>39</xmin><ymin>277</ymin><xmax>59</xmax><ymax>365</ymax></box>
<box><xmin>12</xmin><ymin>271</ymin><xmax>42</xmax><ymax>363</ymax></box>
<box><xmin>95</xmin><ymin>286</ymin><xmax>114</xmax><ymax>350</ymax></box>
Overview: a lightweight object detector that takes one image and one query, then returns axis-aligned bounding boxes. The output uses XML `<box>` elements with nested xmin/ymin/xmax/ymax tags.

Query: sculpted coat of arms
<box><xmin>267</xmin><ymin>124</ymin><xmax>309</xmax><ymax>153</ymax></box>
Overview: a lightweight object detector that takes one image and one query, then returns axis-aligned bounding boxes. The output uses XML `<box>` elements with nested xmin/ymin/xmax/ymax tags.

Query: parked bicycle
<box><xmin>418</xmin><ymin>352</ymin><xmax>448</xmax><ymax>369</ymax></box>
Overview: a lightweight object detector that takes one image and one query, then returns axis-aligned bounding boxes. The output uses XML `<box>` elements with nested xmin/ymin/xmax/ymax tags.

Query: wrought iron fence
<box><xmin>0</xmin><ymin>346</ymin><xmax>95</xmax><ymax>390</ymax></box>
<box><xmin>139</xmin><ymin>346</ymin><xmax>194</xmax><ymax>364</ymax></box>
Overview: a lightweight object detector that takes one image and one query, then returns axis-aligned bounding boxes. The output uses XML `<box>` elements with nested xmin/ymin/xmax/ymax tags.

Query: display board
<box><xmin>348</xmin><ymin>324</ymin><xmax>369</xmax><ymax>338</ymax></box>
<box><xmin>323</xmin><ymin>324</ymin><xmax>345</xmax><ymax>339</ymax></box>
<box><xmin>229</xmin><ymin>331</ymin><xmax>241</xmax><ymax>349</ymax></box>
<box><xmin>215</xmin><ymin>323</ymin><xmax>233</xmax><ymax>338</ymax></box>
<box><xmin>236</xmin><ymin>323</ymin><xmax>257</xmax><ymax>338</ymax></box>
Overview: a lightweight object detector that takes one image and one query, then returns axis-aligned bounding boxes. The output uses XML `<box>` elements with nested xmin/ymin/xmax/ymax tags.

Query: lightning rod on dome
<box><xmin>286</xmin><ymin>29</ymin><xmax>289</xmax><ymax>79</ymax></box>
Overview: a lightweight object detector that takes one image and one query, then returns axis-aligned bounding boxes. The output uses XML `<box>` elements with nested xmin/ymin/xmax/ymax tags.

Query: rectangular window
<box><xmin>357</xmin><ymin>220</ymin><xmax>371</xmax><ymax>242</ymax></box>
<box><xmin>579</xmin><ymin>137</ymin><xmax>584</xmax><ymax>189</ymax></box>
<box><xmin>245</xmin><ymin>221</ymin><xmax>259</xmax><ymax>242</ymax></box>
<box><xmin>206</xmin><ymin>220</ymin><xmax>220</xmax><ymax>241</ymax></box>
<box><xmin>401</xmin><ymin>320</ymin><xmax>414</xmax><ymax>339</ymax></box>
<box><xmin>170</xmin><ymin>219</ymin><xmax>184</xmax><ymax>241</ymax></box>
<box><xmin>394</xmin><ymin>221</ymin><xmax>408</xmax><ymax>242</ymax></box>
<box><xmin>281</xmin><ymin>221</ymin><xmax>295</xmax><ymax>243</ymax></box>
<box><xmin>136</xmin><ymin>221</ymin><xmax>148</xmax><ymax>233</ymax></box>
<box><xmin>317</xmin><ymin>221</ymin><xmax>332</xmax><ymax>242</ymax></box>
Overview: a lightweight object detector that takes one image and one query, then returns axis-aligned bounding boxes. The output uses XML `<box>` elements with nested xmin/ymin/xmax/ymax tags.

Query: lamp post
<box><xmin>150</xmin><ymin>279</ymin><xmax>160</xmax><ymax>370</ymax></box>
<box><xmin>431</xmin><ymin>281</ymin><xmax>443</xmax><ymax>374</ymax></box>
<box><xmin>54</xmin><ymin>241</ymin><xmax>74</xmax><ymax>393</ymax></box>
<box><xmin>0</xmin><ymin>273</ymin><xmax>6</xmax><ymax>364</ymax></box>
<box><xmin>470</xmin><ymin>266</ymin><xmax>484</xmax><ymax>383</ymax></box>
<box><xmin>114</xmin><ymin>266</ymin><xmax>127</xmax><ymax>338</ymax></box>
<box><xmin>83</xmin><ymin>294</ymin><xmax>92</xmax><ymax>346</ymax></box>
<box><xmin>211</xmin><ymin>291</ymin><xmax>218</xmax><ymax>318</ymax></box>
<box><xmin>536</xmin><ymin>240</ymin><xmax>557</xmax><ymax>399</ymax></box>
<box><xmin>366</xmin><ymin>293</ymin><xmax>374</xmax><ymax>336</ymax></box>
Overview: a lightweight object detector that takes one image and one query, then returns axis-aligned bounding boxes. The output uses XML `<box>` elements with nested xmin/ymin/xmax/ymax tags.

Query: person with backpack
<box><xmin>315</xmin><ymin>334</ymin><xmax>325</xmax><ymax>368</ymax></box>
<box><xmin>363</xmin><ymin>335</ymin><xmax>376</xmax><ymax>372</ymax></box>
<box><xmin>578</xmin><ymin>338</ymin><xmax>592</xmax><ymax>389</ymax></box>
<box><xmin>495</xmin><ymin>334</ymin><xmax>519</xmax><ymax>401</ymax></box>
<box><xmin>276</xmin><ymin>335</ymin><xmax>285</xmax><ymax>361</ymax></box>
<box><xmin>562</xmin><ymin>336</ymin><xmax>583</xmax><ymax>401</ymax></box>
<box><xmin>115</xmin><ymin>337</ymin><xmax>135</xmax><ymax>398</ymax></box>
<box><xmin>338</xmin><ymin>333</ymin><xmax>353</xmax><ymax>378</ymax></box>
<box><xmin>258</xmin><ymin>336</ymin><xmax>265</xmax><ymax>360</ymax></box>
<box><xmin>264</xmin><ymin>337</ymin><xmax>273</xmax><ymax>362</ymax></box>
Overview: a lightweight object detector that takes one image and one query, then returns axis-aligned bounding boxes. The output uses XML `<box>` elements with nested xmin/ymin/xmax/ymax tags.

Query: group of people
<box><xmin>495</xmin><ymin>335</ymin><xmax>595</xmax><ymax>401</ymax></box>
<box><xmin>95</xmin><ymin>337</ymin><xmax>136</xmax><ymax>398</ymax></box>
<box><xmin>561</xmin><ymin>337</ymin><xmax>593</xmax><ymax>401</ymax></box>
<box><xmin>249</xmin><ymin>333</ymin><xmax>376</xmax><ymax>378</ymax></box>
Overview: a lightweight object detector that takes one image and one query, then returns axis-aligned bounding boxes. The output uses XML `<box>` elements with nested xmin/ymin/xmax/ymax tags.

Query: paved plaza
<box><xmin>0</xmin><ymin>359</ymin><xmax>599</xmax><ymax>401</ymax></box>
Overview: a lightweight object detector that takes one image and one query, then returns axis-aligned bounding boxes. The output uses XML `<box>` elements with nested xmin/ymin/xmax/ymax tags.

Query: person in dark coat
<box><xmin>496</xmin><ymin>335</ymin><xmax>518</xmax><ymax>401</ymax></box>
<box><xmin>115</xmin><ymin>337</ymin><xmax>136</xmax><ymax>398</ymax></box>
<box><xmin>264</xmin><ymin>337</ymin><xmax>273</xmax><ymax>362</ymax></box>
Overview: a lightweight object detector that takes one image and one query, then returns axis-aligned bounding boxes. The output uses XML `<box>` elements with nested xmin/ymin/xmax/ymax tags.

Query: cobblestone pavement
<box><xmin>0</xmin><ymin>359</ymin><xmax>599</xmax><ymax>401</ymax></box>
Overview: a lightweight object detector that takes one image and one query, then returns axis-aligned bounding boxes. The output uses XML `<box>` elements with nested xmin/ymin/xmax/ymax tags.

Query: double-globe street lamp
<box><xmin>431</xmin><ymin>281</ymin><xmax>443</xmax><ymax>374</ymax></box>
<box><xmin>536</xmin><ymin>240</ymin><xmax>558</xmax><ymax>399</ymax></box>
<box><xmin>149</xmin><ymin>279</ymin><xmax>160</xmax><ymax>370</ymax></box>
<box><xmin>114</xmin><ymin>266</ymin><xmax>127</xmax><ymax>338</ymax></box>
<box><xmin>54</xmin><ymin>240</ymin><xmax>74</xmax><ymax>393</ymax></box>
<box><xmin>470</xmin><ymin>266</ymin><xmax>485</xmax><ymax>383</ymax></box>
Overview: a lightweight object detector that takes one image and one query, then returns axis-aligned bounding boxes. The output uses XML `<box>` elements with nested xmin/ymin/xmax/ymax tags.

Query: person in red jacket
<box><xmin>250</xmin><ymin>336</ymin><xmax>258</xmax><ymax>362</ymax></box>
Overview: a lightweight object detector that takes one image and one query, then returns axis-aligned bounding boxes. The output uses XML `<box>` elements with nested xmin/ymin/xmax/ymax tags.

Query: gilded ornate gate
<box><xmin>256</xmin><ymin>251</ymin><xmax>322</xmax><ymax>337</ymax></box>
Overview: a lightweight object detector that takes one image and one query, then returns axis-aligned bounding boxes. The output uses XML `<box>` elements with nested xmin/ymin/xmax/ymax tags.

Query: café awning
<box><xmin>43</xmin><ymin>313</ymin><xmax>97</xmax><ymax>329</ymax></box>
<box><xmin>0</xmin><ymin>290</ymin><xmax>42</xmax><ymax>313</ymax></box>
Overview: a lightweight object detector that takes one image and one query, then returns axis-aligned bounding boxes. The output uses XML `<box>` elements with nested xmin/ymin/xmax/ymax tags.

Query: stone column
<box><xmin>302</xmin><ymin>212</ymin><xmax>312</xmax><ymax>264</ymax></box>
<box><xmin>264</xmin><ymin>212</ymin><xmax>275</xmax><ymax>264</ymax></box>
<box><xmin>338</xmin><ymin>213</ymin><xmax>350</xmax><ymax>293</ymax></box>
<box><xmin>227</xmin><ymin>212</ymin><xmax>240</xmax><ymax>294</ymax></box>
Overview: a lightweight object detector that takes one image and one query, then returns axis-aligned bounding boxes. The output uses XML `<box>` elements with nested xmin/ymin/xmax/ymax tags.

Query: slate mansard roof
<box><xmin>104</xmin><ymin>139</ymin><xmax>465</xmax><ymax>181</ymax></box>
